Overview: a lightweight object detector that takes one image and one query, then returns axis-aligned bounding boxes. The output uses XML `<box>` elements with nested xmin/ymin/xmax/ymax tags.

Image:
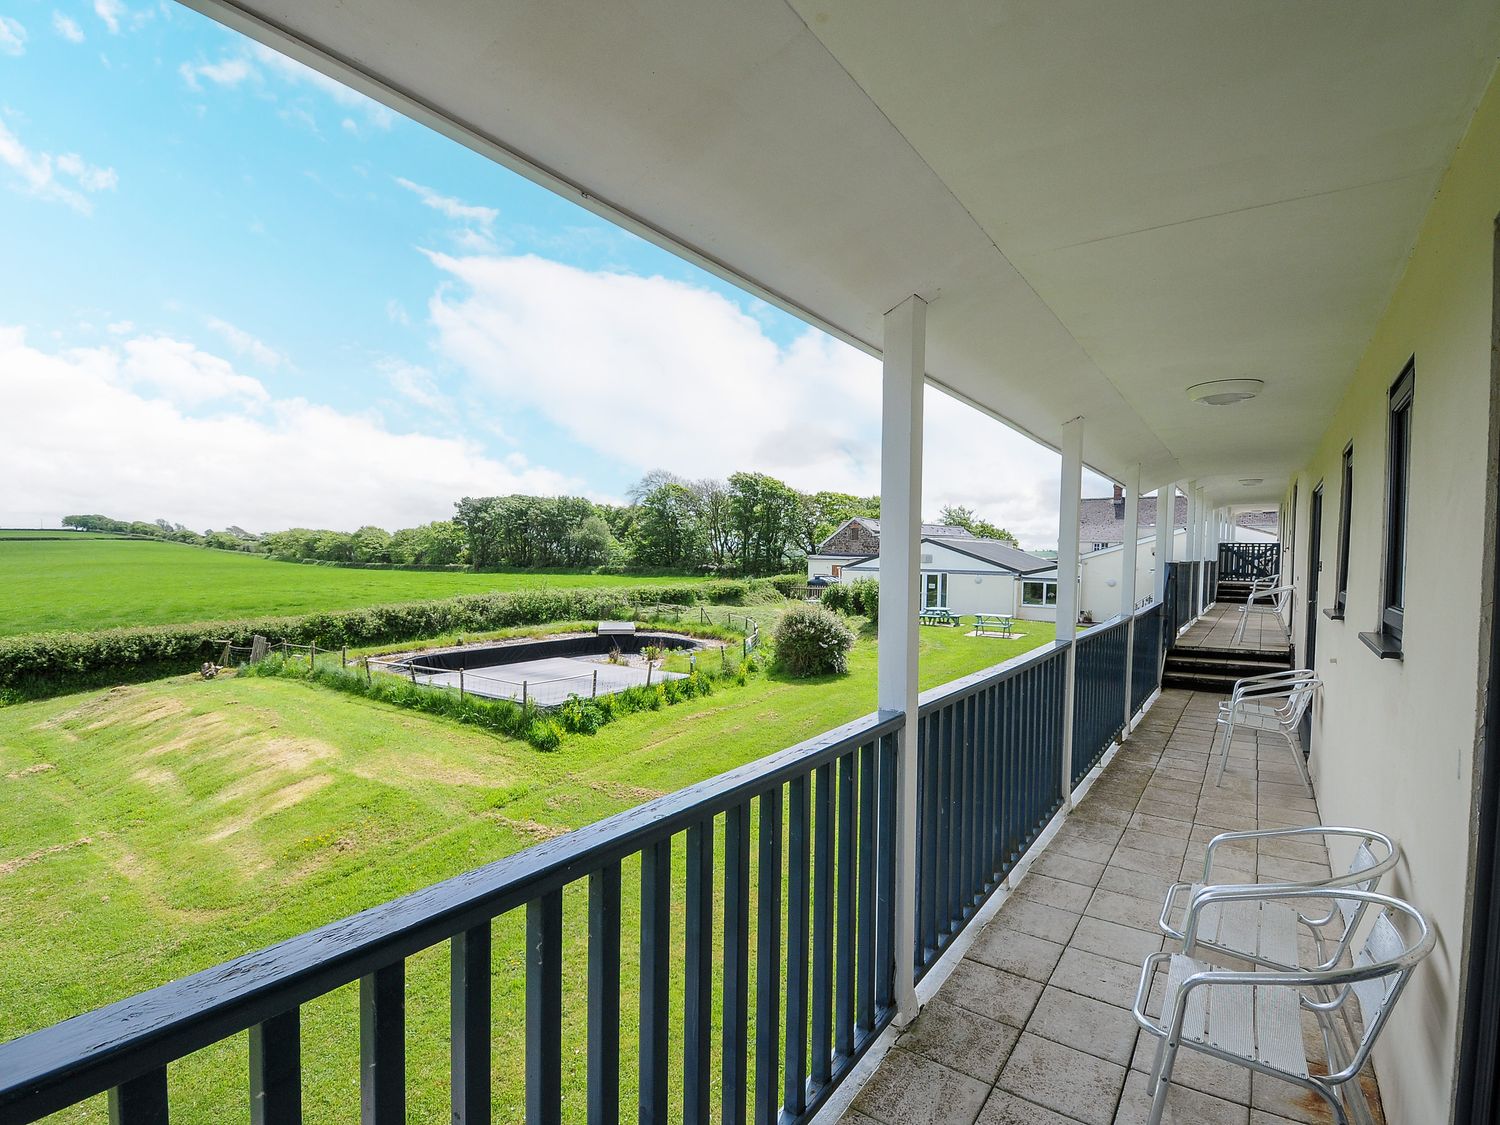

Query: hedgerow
<box><xmin>0</xmin><ymin>580</ymin><xmax>780</xmax><ymax>701</ymax></box>
<box><xmin>241</xmin><ymin>652</ymin><xmax>731</xmax><ymax>751</ymax></box>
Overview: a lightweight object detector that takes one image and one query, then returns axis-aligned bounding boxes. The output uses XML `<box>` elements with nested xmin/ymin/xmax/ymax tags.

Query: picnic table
<box><xmin>972</xmin><ymin>612</ymin><xmax>1016</xmax><ymax>636</ymax></box>
<box><xmin>918</xmin><ymin>608</ymin><xmax>962</xmax><ymax>627</ymax></box>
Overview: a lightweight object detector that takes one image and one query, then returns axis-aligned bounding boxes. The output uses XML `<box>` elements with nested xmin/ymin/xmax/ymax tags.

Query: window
<box><xmin>1022</xmin><ymin>579</ymin><xmax>1058</xmax><ymax>607</ymax></box>
<box><xmin>923</xmin><ymin>573</ymin><xmax>948</xmax><ymax>610</ymax></box>
<box><xmin>1331</xmin><ymin>443</ymin><xmax>1353</xmax><ymax>617</ymax></box>
<box><xmin>1362</xmin><ymin>361</ymin><xmax>1413</xmax><ymax>658</ymax></box>
<box><xmin>830</xmin><ymin>565</ymin><xmax>842</xmax><ymax>578</ymax></box>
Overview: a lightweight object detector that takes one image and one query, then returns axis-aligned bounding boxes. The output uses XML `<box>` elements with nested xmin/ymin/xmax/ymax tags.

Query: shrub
<box><xmin>849</xmin><ymin>577</ymin><xmax>880</xmax><ymax>621</ymax></box>
<box><xmin>766</xmin><ymin>573</ymin><xmax>805</xmax><ymax>597</ymax></box>
<box><xmin>701</xmin><ymin>579</ymin><xmax>750</xmax><ymax>604</ymax></box>
<box><xmin>772</xmin><ymin>603</ymin><xmax>855</xmax><ymax>677</ymax></box>
<box><xmin>819</xmin><ymin>582</ymin><xmax>852</xmax><ymax>613</ymax></box>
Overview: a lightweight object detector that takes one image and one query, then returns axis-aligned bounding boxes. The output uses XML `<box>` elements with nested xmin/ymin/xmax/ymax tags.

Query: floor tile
<box><xmin>975</xmin><ymin>1089</ymin><xmax>1087</xmax><ymax>1125</ymax></box>
<box><xmin>851</xmin><ymin>1046</ymin><xmax>992</xmax><ymax>1125</ymax></box>
<box><xmin>1115</xmin><ymin>1065</ymin><xmax>1249</xmax><ymax>1123</ymax></box>
<box><xmin>900</xmin><ymin>995</ymin><xmax>1020</xmax><ymax>1083</ymax></box>
<box><xmin>1049</xmin><ymin>946</ymin><xmax>1143</xmax><ymax>1008</ymax></box>
<box><xmin>946</xmin><ymin>958</ymin><xmax>1045</xmax><ymax>1028</ymax></box>
<box><xmin>966</xmin><ymin>922</ymin><xmax>1066</xmax><ymax>983</ymax></box>
<box><xmin>1027</xmin><ymin>985</ymin><xmax>1138</xmax><ymax>1065</ymax></box>
<box><xmin>997</xmin><ymin>1034</ymin><xmax>1128</xmax><ymax>1125</ymax></box>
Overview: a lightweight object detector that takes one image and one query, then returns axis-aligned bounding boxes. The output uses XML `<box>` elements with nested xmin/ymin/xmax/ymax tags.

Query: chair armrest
<box><xmin>1159</xmin><ymin>882</ymin><xmax>1195</xmax><ymax>941</ymax></box>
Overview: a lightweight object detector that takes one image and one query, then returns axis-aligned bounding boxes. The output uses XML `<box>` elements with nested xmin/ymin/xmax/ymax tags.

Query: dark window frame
<box><xmin>1361</xmin><ymin>360</ymin><xmax>1413</xmax><ymax>658</ymax></box>
<box><xmin>1332</xmin><ymin>442</ymin><xmax>1353</xmax><ymax>617</ymax></box>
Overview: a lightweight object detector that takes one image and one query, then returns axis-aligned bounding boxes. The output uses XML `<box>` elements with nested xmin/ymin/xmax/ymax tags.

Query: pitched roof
<box><xmin>937</xmin><ymin>537</ymin><xmax>1056</xmax><ymax>574</ymax></box>
<box><xmin>1077</xmin><ymin>495</ymin><xmax>1188</xmax><ymax>546</ymax></box>
<box><xmin>1235</xmin><ymin>510</ymin><xmax>1280</xmax><ymax>533</ymax></box>
<box><xmin>843</xmin><ymin>535</ymin><xmax>1053</xmax><ymax>575</ymax></box>
<box><xmin>858</xmin><ymin>518</ymin><xmax>972</xmax><ymax>538</ymax></box>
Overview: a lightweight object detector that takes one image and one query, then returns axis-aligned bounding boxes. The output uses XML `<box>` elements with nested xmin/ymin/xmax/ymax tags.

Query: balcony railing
<box><xmin>1217</xmin><ymin>540</ymin><xmax>1280</xmax><ymax>581</ymax></box>
<box><xmin>0</xmin><ymin>604</ymin><xmax>1172</xmax><ymax>1125</ymax></box>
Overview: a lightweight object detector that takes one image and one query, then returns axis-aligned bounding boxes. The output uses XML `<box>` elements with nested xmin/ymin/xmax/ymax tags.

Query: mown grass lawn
<box><xmin>0</xmin><ymin>615</ymin><xmax>1055</xmax><ymax>1122</ymax></box>
<box><xmin>1</xmin><ymin>536</ymin><xmax>705</xmax><ymax>636</ymax></box>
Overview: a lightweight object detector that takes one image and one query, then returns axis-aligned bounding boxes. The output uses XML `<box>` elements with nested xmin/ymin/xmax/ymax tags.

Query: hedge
<box><xmin>0</xmin><ymin>580</ymin><xmax>779</xmax><ymax>699</ymax></box>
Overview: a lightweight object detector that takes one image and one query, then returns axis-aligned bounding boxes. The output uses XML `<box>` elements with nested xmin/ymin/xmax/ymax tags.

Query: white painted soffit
<box><xmin>181</xmin><ymin>1</ymin><xmax>1500</xmax><ymax>506</ymax></box>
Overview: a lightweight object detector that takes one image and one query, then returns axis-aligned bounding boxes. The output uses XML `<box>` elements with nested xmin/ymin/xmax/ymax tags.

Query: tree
<box><xmin>350</xmin><ymin>525</ymin><xmax>393</xmax><ymax>564</ymax></box>
<box><xmin>629</xmin><ymin>482</ymin><xmax>703</xmax><ymax>569</ymax></box>
<box><xmin>939</xmin><ymin>504</ymin><xmax>1017</xmax><ymax>544</ymax></box>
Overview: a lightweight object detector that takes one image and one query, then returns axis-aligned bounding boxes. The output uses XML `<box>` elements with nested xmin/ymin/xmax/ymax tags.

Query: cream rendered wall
<box><xmin>941</xmin><ymin>573</ymin><xmax>1016</xmax><ymax>617</ymax></box>
<box><xmin>1283</xmin><ymin>71</ymin><xmax>1500</xmax><ymax>1125</ymax></box>
<box><xmin>1078</xmin><ymin>529</ymin><xmax>1188</xmax><ymax>621</ymax></box>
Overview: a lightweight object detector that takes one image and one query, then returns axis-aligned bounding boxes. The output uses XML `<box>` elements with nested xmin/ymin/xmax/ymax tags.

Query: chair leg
<box><xmin>1312</xmin><ymin>1081</ymin><xmax>1350</xmax><ymax>1125</ymax></box>
<box><xmin>1281</xmin><ymin>728</ymin><xmax>1314</xmax><ymax>797</ymax></box>
<box><xmin>1146</xmin><ymin>1031</ymin><xmax>1168</xmax><ymax>1095</ymax></box>
<box><xmin>1214</xmin><ymin>715</ymin><xmax>1236</xmax><ymax>786</ymax></box>
<box><xmin>1147</xmin><ymin>1041</ymin><xmax>1181</xmax><ymax>1125</ymax></box>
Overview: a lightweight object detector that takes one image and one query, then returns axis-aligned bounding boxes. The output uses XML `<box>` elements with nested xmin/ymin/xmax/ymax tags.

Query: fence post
<box><xmin>646</xmin><ymin>662</ymin><xmax>652</xmax><ymax>687</ymax></box>
<box><xmin>522</xmin><ymin>681</ymin><xmax>529</xmax><ymax>708</ymax></box>
<box><xmin>309</xmin><ymin>644</ymin><xmax>316</xmax><ymax>670</ymax></box>
<box><xmin>409</xmin><ymin>663</ymin><xmax>417</xmax><ymax>684</ymax></box>
<box><xmin>365</xmin><ymin>659</ymin><xmax>372</xmax><ymax>687</ymax></box>
<box><xmin>341</xmin><ymin>646</ymin><xmax>347</xmax><ymax>669</ymax></box>
<box><xmin>459</xmin><ymin>668</ymin><xmax>465</xmax><ymax>701</ymax></box>
<box><xmin>592</xmin><ymin>670</ymin><xmax>598</xmax><ymax>698</ymax></box>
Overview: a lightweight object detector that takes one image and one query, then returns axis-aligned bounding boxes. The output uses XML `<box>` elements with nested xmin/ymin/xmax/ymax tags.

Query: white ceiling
<box><xmin>186</xmin><ymin>0</ymin><xmax>1500</xmax><ymax>505</ymax></box>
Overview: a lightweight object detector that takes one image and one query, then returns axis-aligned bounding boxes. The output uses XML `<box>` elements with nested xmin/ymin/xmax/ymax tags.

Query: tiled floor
<box><xmin>1176</xmin><ymin>603</ymin><xmax>1291</xmax><ymax>653</ymax></box>
<box><xmin>843</xmin><ymin>688</ymin><xmax>1382</xmax><ymax>1125</ymax></box>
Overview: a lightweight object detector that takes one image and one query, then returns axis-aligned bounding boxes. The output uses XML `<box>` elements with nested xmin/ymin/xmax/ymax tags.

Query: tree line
<box><xmin>62</xmin><ymin>470</ymin><xmax>1014</xmax><ymax>575</ymax></box>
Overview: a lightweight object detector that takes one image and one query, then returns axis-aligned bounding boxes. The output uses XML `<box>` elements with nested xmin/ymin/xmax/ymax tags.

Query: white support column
<box><xmin>1119</xmin><ymin>466</ymin><xmax>1141</xmax><ymax>618</ymax></box>
<box><xmin>1155</xmin><ymin>485</ymin><xmax>1175</xmax><ymax>605</ymax></box>
<box><xmin>1119</xmin><ymin>465</ymin><xmax>1140</xmax><ymax>735</ymax></box>
<box><xmin>877</xmin><ymin>295</ymin><xmax>925</xmax><ymax>1027</ymax></box>
<box><xmin>1056</xmin><ymin>417</ymin><xmax>1083</xmax><ymax>807</ymax></box>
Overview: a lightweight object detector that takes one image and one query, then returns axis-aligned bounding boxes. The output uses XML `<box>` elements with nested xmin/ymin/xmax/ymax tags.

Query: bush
<box><xmin>0</xmin><ymin>581</ymin><xmax>762</xmax><ymax>699</ymax></box>
<box><xmin>819</xmin><ymin>582</ymin><xmax>852</xmax><ymax>613</ymax></box>
<box><xmin>772</xmin><ymin>603</ymin><xmax>855</xmax><ymax>677</ymax></box>
<box><xmin>849</xmin><ymin>577</ymin><xmax>880</xmax><ymax>621</ymax></box>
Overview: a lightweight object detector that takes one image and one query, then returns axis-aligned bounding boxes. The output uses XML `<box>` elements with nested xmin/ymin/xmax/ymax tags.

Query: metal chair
<box><xmin>1158</xmin><ymin>826</ymin><xmax>1400</xmax><ymax>969</ymax></box>
<box><xmin>1232</xmin><ymin>581</ymin><xmax>1293</xmax><ymax>644</ymax></box>
<box><xmin>1214</xmin><ymin>670</ymin><xmax>1320</xmax><ymax>794</ymax></box>
<box><xmin>1134</xmin><ymin>888</ymin><xmax>1434</xmax><ymax>1125</ymax></box>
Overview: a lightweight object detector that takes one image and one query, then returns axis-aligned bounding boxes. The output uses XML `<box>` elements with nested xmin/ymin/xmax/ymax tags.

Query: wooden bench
<box><xmin>918</xmin><ymin>609</ymin><xmax>961</xmax><ymax>627</ymax></box>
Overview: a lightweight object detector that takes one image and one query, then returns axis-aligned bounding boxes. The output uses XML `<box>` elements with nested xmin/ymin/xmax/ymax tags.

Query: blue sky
<box><xmin>0</xmin><ymin>0</ymin><xmax>1091</xmax><ymax>547</ymax></box>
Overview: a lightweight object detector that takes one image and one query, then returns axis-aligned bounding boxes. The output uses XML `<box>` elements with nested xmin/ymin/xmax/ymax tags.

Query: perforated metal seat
<box><xmin>1135</xmin><ymin>889</ymin><xmax>1434</xmax><ymax>1125</ymax></box>
<box><xmin>1214</xmin><ymin>670</ymin><xmax>1320</xmax><ymax>794</ymax></box>
<box><xmin>1159</xmin><ymin>826</ymin><xmax>1399</xmax><ymax>971</ymax></box>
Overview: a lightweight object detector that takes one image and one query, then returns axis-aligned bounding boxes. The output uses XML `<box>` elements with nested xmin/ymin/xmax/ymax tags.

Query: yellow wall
<box><xmin>1283</xmin><ymin>67</ymin><xmax>1500</xmax><ymax>1123</ymax></box>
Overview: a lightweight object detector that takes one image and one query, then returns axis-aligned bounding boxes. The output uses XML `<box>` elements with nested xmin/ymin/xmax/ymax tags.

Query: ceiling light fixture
<box><xmin>1187</xmin><ymin>378</ymin><xmax>1263</xmax><ymax>406</ymax></box>
<box><xmin>1239</xmin><ymin>478</ymin><xmax>1264</xmax><ymax>486</ymax></box>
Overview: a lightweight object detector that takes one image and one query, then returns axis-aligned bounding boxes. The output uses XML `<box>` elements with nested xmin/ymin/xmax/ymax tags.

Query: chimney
<box><xmin>1112</xmin><ymin>483</ymin><xmax>1124</xmax><ymax>518</ymax></box>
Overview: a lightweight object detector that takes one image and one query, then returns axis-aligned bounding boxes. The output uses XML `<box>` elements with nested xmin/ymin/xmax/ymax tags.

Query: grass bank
<box><xmin>0</xmin><ymin>616</ymin><xmax>1054</xmax><ymax>1121</ymax></box>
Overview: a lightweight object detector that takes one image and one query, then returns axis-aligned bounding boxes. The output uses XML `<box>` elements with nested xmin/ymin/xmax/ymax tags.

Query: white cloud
<box><xmin>381</xmin><ymin>358</ymin><xmax>453</xmax><ymax>415</ymax></box>
<box><xmin>0</xmin><ymin>119</ymin><xmax>117</xmax><ymax>213</ymax></box>
<box><xmin>114</xmin><ymin>335</ymin><xmax>270</xmax><ymax>407</ymax></box>
<box><xmin>0</xmin><ymin>327</ymin><xmax>584</xmax><ymax>531</ymax></box>
<box><xmin>93</xmin><ymin>0</ymin><xmax>124</xmax><ymax>34</ymax></box>
<box><xmin>0</xmin><ymin>16</ymin><xmax>27</xmax><ymax>55</ymax></box>
<box><xmin>385</xmin><ymin>299</ymin><xmax>410</xmax><ymax>326</ymax></box>
<box><xmin>178</xmin><ymin>56</ymin><xmax>252</xmax><ymax>90</ymax></box>
<box><xmin>395</xmin><ymin>178</ymin><xmax>498</xmax><ymax>228</ymax></box>
<box><xmin>424</xmin><ymin>251</ymin><xmax>1095</xmax><ymax>548</ymax></box>
<box><xmin>54</xmin><ymin>152</ymin><xmax>117</xmax><ymax>191</ymax></box>
<box><xmin>203</xmin><ymin>316</ymin><xmax>285</xmax><ymax>369</ymax></box>
<box><xmin>52</xmin><ymin>12</ymin><xmax>84</xmax><ymax>43</ymax></box>
<box><xmin>105</xmin><ymin>319</ymin><xmax>134</xmax><ymax>335</ymax></box>
<box><xmin>246</xmin><ymin>42</ymin><xmax>394</xmax><ymax>128</ymax></box>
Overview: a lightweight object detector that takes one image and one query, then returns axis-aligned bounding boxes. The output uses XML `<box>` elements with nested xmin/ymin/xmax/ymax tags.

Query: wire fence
<box><xmin>210</xmin><ymin>609</ymin><xmax>761</xmax><ymax>706</ymax></box>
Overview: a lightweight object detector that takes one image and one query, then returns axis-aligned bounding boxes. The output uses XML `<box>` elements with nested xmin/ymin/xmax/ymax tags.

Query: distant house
<box><xmin>838</xmin><ymin>535</ymin><xmax>1057</xmax><ymax>620</ymax></box>
<box><xmin>806</xmin><ymin>517</ymin><xmax>972</xmax><ymax>580</ymax></box>
<box><xmin>1077</xmin><ymin>486</ymin><xmax>1274</xmax><ymax>550</ymax></box>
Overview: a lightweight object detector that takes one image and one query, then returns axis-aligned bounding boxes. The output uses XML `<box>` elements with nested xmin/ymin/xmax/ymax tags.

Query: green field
<box><xmin>1</xmin><ymin>536</ymin><xmax>703</xmax><ymax>636</ymax></box>
<box><xmin>0</xmin><ymin>613</ymin><xmax>1052</xmax><ymax>1122</ymax></box>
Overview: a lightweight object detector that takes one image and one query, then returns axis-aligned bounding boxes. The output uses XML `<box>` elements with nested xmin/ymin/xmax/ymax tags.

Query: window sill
<box><xmin>1322</xmin><ymin>608</ymin><xmax>1345</xmax><ymax>621</ymax></box>
<box><xmin>1358</xmin><ymin>631</ymin><xmax>1403</xmax><ymax>660</ymax></box>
